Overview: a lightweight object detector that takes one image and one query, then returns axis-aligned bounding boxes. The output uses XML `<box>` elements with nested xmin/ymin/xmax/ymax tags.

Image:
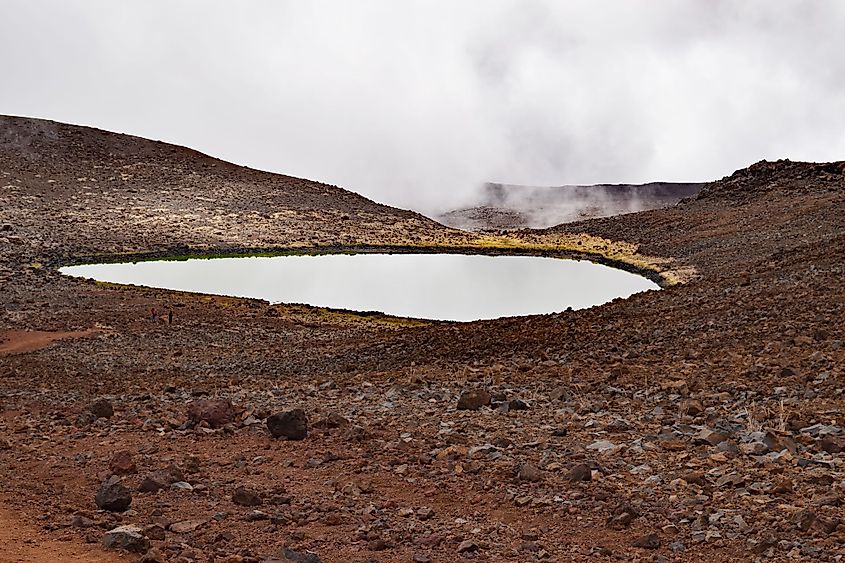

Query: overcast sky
<box><xmin>2</xmin><ymin>1</ymin><xmax>844</xmax><ymax>212</ymax></box>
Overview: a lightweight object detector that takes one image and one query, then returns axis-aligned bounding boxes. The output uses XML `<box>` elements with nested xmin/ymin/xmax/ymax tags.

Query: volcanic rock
<box><xmin>108</xmin><ymin>450</ymin><xmax>136</xmax><ymax>475</ymax></box>
<box><xmin>633</xmin><ymin>533</ymin><xmax>660</xmax><ymax>549</ymax></box>
<box><xmin>95</xmin><ymin>476</ymin><xmax>131</xmax><ymax>512</ymax></box>
<box><xmin>187</xmin><ymin>398</ymin><xmax>234</xmax><ymax>428</ymax></box>
<box><xmin>457</xmin><ymin>540</ymin><xmax>479</xmax><ymax>553</ymax></box>
<box><xmin>566</xmin><ymin>463</ymin><xmax>592</xmax><ymax>482</ymax></box>
<box><xmin>312</xmin><ymin>412</ymin><xmax>349</xmax><ymax>429</ymax></box>
<box><xmin>457</xmin><ymin>389</ymin><xmax>491</xmax><ymax>410</ymax></box>
<box><xmin>608</xmin><ymin>504</ymin><xmax>639</xmax><ymax>529</ymax></box>
<box><xmin>143</xmin><ymin>524</ymin><xmax>166</xmax><ymax>541</ymax></box>
<box><xmin>103</xmin><ymin>524</ymin><xmax>149</xmax><ymax>553</ymax></box>
<box><xmin>70</xmin><ymin>514</ymin><xmax>95</xmax><ymax>528</ymax></box>
<box><xmin>280</xmin><ymin>548</ymin><xmax>323</xmax><ymax>563</ymax></box>
<box><xmin>516</xmin><ymin>462</ymin><xmax>543</xmax><ymax>482</ymax></box>
<box><xmin>819</xmin><ymin>435</ymin><xmax>845</xmax><ymax>453</ymax></box>
<box><xmin>232</xmin><ymin>486</ymin><xmax>263</xmax><ymax>506</ymax></box>
<box><xmin>90</xmin><ymin>398</ymin><xmax>113</xmax><ymax>419</ymax></box>
<box><xmin>267</xmin><ymin>409</ymin><xmax>308</xmax><ymax>440</ymax></box>
<box><xmin>169</xmin><ymin>519</ymin><xmax>205</xmax><ymax>534</ymax></box>
<box><xmin>417</xmin><ymin>506</ymin><xmax>435</xmax><ymax>520</ymax></box>
<box><xmin>138</xmin><ymin>467</ymin><xmax>184</xmax><ymax>493</ymax></box>
<box><xmin>509</xmin><ymin>398</ymin><xmax>530</xmax><ymax>410</ymax></box>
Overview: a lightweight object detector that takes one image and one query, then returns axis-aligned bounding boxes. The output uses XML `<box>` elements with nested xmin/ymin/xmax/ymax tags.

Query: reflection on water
<box><xmin>60</xmin><ymin>254</ymin><xmax>660</xmax><ymax>322</ymax></box>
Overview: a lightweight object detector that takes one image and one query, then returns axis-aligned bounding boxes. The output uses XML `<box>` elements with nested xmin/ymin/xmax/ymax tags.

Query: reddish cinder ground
<box><xmin>1</xmin><ymin>116</ymin><xmax>844</xmax><ymax>561</ymax></box>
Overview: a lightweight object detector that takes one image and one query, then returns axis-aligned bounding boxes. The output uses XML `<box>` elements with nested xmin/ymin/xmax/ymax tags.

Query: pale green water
<box><xmin>60</xmin><ymin>254</ymin><xmax>659</xmax><ymax>322</ymax></box>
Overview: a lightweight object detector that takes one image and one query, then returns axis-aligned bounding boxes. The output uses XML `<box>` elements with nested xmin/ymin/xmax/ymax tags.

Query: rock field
<box><xmin>1</xmin><ymin>115</ymin><xmax>845</xmax><ymax>561</ymax></box>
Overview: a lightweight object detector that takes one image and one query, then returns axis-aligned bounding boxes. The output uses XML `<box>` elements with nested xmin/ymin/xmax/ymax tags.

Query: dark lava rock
<box><xmin>367</xmin><ymin>538</ymin><xmax>388</xmax><ymax>551</ymax></box>
<box><xmin>103</xmin><ymin>524</ymin><xmax>149</xmax><ymax>553</ymax></box>
<box><xmin>566</xmin><ymin>463</ymin><xmax>592</xmax><ymax>482</ymax></box>
<box><xmin>279</xmin><ymin>547</ymin><xmax>323</xmax><ymax>563</ymax></box>
<box><xmin>607</xmin><ymin>503</ymin><xmax>639</xmax><ymax>529</ymax></box>
<box><xmin>70</xmin><ymin>514</ymin><xmax>95</xmax><ymax>528</ymax></box>
<box><xmin>267</xmin><ymin>409</ymin><xmax>308</xmax><ymax>440</ymax></box>
<box><xmin>138</xmin><ymin>467</ymin><xmax>183</xmax><ymax>493</ymax></box>
<box><xmin>95</xmin><ymin>476</ymin><xmax>132</xmax><ymax>512</ymax></box>
<box><xmin>143</xmin><ymin>524</ymin><xmax>166</xmax><ymax>541</ymax></box>
<box><xmin>186</xmin><ymin>398</ymin><xmax>234</xmax><ymax>428</ymax></box>
<box><xmin>90</xmin><ymin>398</ymin><xmax>114</xmax><ymax>419</ymax></box>
<box><xmin>516</xmin><ymin>462</ymin><xmax>543</xmax><ymax>482</ymax></box>
<box><xmin>108</xmin><ymin>450</ymin><xmax>136</xmax><ymax>475</ymax></box>
<box><xmin>633</xmin><ymin>532</ymin><xmax>660</xmax><ymax>549</ymax></box>
<box><xmin>457</xmin><ymin>389</ymin><xmax>491</xmax><ymax>411</ymax></box>
<box><xmin>509</xmin><ymin>399</ymin><xmax>530</xmax><ymax>411</ymax></box>
<box><xmin>312</xmin><ymin>412</ymin><xmax>349</xmax><ymax>430</ymax></box>
<box><xmin>232</xmin><ymin>486</ymin><xmax>263</xmax><ymax>506</ymax></box>
<box><xmin>820</xmin><ymin>435</ymin><xmax>845</xmax><ymax>454</ymax></box>
<box><xmin>138</xmin><ymin>548</ymin><xmax>166</xmax><ymax>563</ymax></box>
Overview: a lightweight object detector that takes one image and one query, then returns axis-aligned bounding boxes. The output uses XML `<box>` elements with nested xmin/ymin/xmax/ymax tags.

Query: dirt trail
<box><xmin>0</xmin><ymin>329</ymin><xmax>100</xmax><ymax>357</ymax></box>
<box><xmin>0</xmin><ymin>506</ymin><xmax>128</xmax><ymax>563</ymax></box>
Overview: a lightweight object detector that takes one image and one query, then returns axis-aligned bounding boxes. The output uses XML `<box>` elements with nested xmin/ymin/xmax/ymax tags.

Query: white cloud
<box><xmin>1</xmin><ymin>1</ymin><xmax>843</xmax><ymax>212</ymax></box>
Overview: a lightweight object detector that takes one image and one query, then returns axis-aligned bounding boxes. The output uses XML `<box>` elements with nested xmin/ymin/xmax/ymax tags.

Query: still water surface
<box><xmin>60</xmin><ymin>254</ymin><xmax>659</xmax><ymax>322</ymax></box>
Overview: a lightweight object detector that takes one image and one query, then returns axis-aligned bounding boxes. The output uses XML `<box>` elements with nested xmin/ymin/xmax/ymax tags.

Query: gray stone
<box><xmin>103</xmin><ymin>524</ymin><xmax>149</xmax><ymax>553</ymax></box>
<box><xmin>95</xmin><ymin>476</ymin><xmax>131</xmax><ymax>512</ymax></box>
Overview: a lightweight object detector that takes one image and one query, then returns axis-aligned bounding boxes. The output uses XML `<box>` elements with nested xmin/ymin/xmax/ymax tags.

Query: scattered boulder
<box><xmin>138</xmin><ymin>466</ymin><xmax>184</xmax><ymax>493</ymax></box>
<box><xmin>232</xmin><ymin>486</ymin><xmax>263</xmax><ymax>507</ymax></box>
<box><xmin>416</xmin><ymin>507</ymin><xmax>435</xmax><ymax>520</ymax></box>
<box><xmin>187</xmin><ymin>398</ymin><xmax>234</xmax><ymax>428</ymax></box>
<box><xmin>457</xmin><ymin>540</ymin><xmax>479</xmax><ymax>553</ymax></box>
<box><xmin>549</xmin><ymin>386</ymin><xmax>570</xmax><ymax>402</ymax></box>
<box><xmin>633</xmin><ymin>533</ymin><xmax>660</xmax><ymax>549</ymax></box>
<box><xmin>820</xmin><ymin>435</ymin><xmax>845</xmax><ymax>454</ymax></box>
<box><xmin>682</xmin><ymin>399</ymin><xmax>704</xmax><ymax>416</ymax></box>
<box><xmin>608</xmin><ymin>503</ymin><xmax>639</xmax><ymax>529</ymax></box>
<box><xmin>509</xmin><ymin>399</ymin><xmax>530</xmax><ymax>411</ymax></box>
<box><xmin>516</xmin><ymin>462</ymin><xmax>543</xmax><ymax>482</ymax></box>
<box><xmin>169</xmin><ymin>519</ymin><xmax>205</xmax><ymax>534</ymax></box>
<box><xmin>566</xmin><ymin>463</ymin><xmax>592</xmax><ymax>482</ymax></box>
<box><xmin>312</xmin><ymin>412</ymin><xmax>349</xmax><ymax>430</ymax></box>
<box><xmin>95</xmin><ymin>476</ymin><xmax>131</xmax><ymax>512</ymax></box>
<box><xmin>457</xmin><ymin>389</ymin><xmax>491</xmax><ymax>411</ymax></box>
<box><xmin>143</xmin><ymin>524</ymin><xmax>166</xmax><ymax>541</ymax></box>
<box><xmin>280</xmin><ymin>547</ymin><xmax>323</xmax><ymax>563</ymax></box>
<box><xmin>267</xmin><ymin>409</ymin><xmax>308</xmax><ymax>440</ymax></box>
<box><xmin>108</xmin><ymin>450</ymin><xmax>136</xmax><ymax>475</ymax></box>
<box><xmin>70</xmin><ymin>514</ymin><xmax>95</xmax><ymax>528</ymax></box>
<box><xmin>103</xmin><ymin>524</ymin><xmax>149</xmax><ymax>553</ymax></box>
<box><xmin>587</xmin><ymin>440</ymin><xmax>618</xmax><ymax>453</ymax></box>
<box><xmin>90</xmin><ymin>398</ymin><xmax>114</xmax><ymax>419</ymax></box>
<box><xmin>138</xmin><ymin>548</ymin><xmax>166</xmax><ymax>563</ymax></box>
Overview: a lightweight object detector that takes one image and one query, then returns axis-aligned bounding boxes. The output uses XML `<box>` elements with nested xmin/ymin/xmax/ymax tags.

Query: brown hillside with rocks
<box><xmin>1</xmin><ymin>115</ymin><xmax>845</xmax><ymax>562</ymax></box>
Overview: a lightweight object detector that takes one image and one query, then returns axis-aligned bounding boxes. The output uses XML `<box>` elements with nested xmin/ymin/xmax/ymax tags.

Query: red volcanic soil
<box><xmin>0</xmin><ymin>329</ymin><xmax>102</xmax><ymax>357</ymax></box>
<box><xmin>1</xmin><ymin>115</ymin><xmax>844</xmax><ymax>561</ymax></box>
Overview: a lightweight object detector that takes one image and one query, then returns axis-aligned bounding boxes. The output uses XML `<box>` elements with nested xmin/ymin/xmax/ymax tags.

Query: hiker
<box><xmin>168</xmin><ymin>309</ymin><xmax>173</xmax><ymax>325</ymax></box>
<box><xmin>150</xmin><ymin>307</ymin><xmax>158</xmax><ymax>321</ymax></box>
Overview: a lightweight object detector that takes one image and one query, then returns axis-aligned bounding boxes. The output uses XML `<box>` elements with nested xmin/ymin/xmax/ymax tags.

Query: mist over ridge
<box><xmin>1</xmin><ymin>1</ymin><xmax>844</xmax><ymax>213</ymax></box>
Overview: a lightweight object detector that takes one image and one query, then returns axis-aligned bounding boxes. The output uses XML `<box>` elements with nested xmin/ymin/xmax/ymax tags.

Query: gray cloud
<box><xmin>1</xmin><ymin>1</ymin><xmax>844</xmax><ymax>213</ymax></box>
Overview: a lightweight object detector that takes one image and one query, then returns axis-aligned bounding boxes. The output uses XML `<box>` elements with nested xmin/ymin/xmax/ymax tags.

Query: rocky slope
<box><xmin>1</xmin><ymin>116</ymin><xmax>845</xmax><ymax>562</ymax></box>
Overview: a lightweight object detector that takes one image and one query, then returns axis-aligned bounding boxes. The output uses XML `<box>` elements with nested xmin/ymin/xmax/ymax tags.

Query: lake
<box><xmin>60</xmin><ymin>253</ymin><xmax>659</xmax><ymax>321</ymax></box>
